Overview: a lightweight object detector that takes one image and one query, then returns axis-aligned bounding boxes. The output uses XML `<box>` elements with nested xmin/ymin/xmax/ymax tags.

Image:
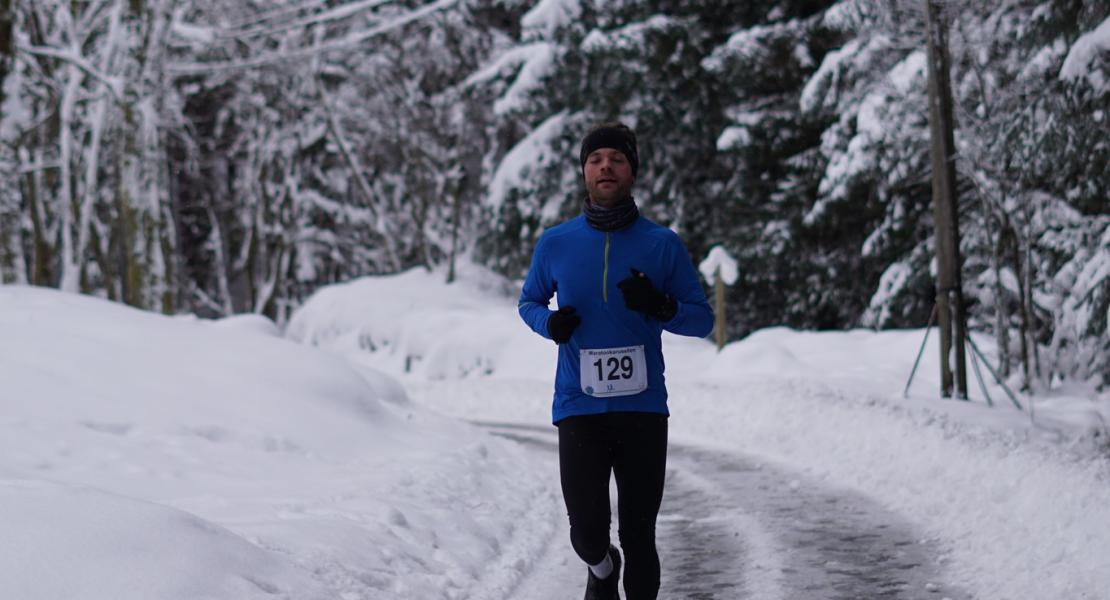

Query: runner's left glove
<box><xmin>617</xmin><ymin>268</ymin><xmax>677</xmax><ymax>321</ymax></box>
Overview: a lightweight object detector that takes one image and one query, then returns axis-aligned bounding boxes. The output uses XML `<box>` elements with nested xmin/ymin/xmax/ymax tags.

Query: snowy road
<box><xmin>288</xmin><ymin>268</ymin><xmax>1109</xmax><ymax>599</ymax></box>
<box><xmin>479</xmin><ymin>422</ymin><xmax>967</xmax><ymax>600</ymax></box>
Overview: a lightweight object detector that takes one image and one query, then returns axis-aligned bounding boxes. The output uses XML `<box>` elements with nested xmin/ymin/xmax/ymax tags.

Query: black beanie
<box><xmin>579</xmin><ymin>123</ymin><xmax>639</xmax><ymax>176</ymax></box>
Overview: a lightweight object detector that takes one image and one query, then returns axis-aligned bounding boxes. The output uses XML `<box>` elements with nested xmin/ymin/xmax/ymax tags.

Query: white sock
<box><xmin>588</xmin><ymin>554</ymin><xmax>613</xmax><ymax>580</ymax></box>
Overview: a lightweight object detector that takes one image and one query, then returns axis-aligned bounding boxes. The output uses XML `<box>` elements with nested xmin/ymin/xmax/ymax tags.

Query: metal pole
<box><xmin>966</xmin><ymin>335</ymin><xmax>1023</xmax><ymax>410</ymax></box>
<box><xmin>903</xmin><ymin>304</ymin><xmax>937</xmax><ymax>398</ymax></box>
<box><xmin>967</xmin><ymin>336</ymin><xmax>994</xmax><ymax>407</ymax></box>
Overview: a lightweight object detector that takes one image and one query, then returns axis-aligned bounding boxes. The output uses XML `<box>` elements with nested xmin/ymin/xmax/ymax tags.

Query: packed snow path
<box><xmin>479</xmin><ymin>422</ymin><xmax>966</xmax><ymax>600</ymax></box>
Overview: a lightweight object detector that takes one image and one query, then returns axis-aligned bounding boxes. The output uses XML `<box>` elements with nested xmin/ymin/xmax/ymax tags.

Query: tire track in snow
<box><xmin>477</xmin><ymin>422</ymin><xmax>967</xmax><ymax>599</ymax></box>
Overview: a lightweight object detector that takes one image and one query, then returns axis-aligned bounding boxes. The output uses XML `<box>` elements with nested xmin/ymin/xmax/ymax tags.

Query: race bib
<box><xmin>580</xmin><ymin>345</ymin><xmax>648</xmax><ymax>398</ymax></box>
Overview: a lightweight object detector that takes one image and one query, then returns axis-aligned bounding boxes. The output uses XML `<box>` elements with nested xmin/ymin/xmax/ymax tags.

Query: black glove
<box><xmin>617</xmin><ymin>268</ymin><xmax>677</xmax><ymax>321</ymax></box>
<box><xmin>547</xmin><ymin>306</ymin><xmax>581</xmax><ymax>344</ymax></box>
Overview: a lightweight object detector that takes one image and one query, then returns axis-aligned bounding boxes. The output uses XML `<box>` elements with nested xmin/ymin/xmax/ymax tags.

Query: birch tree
<box><xmin>0</xmin><ymin>0</ymin><xmax>22</xmax><ymax>283</ymax></box>
<box><xmin>6</xmin><ymin>0</ymin><xmax>179</xmax><ymax>308</ymax></box>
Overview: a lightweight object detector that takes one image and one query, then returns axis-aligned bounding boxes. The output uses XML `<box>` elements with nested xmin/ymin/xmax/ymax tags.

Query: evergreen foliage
<box><xmin>0</xmin><ymin>0</ymin><xmax>1105</xmax><ymax>387</ymax></box>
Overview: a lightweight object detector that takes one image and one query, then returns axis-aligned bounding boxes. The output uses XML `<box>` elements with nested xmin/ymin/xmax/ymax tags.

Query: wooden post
<box><xmin>924</xmin><ymin>0</ymin><xmax>968</xmax><ymax>399</ymax></box>
<box><xmin>714</xmin><ymin>266</ymin><xmax>726</xmax><ymax>351</ymax></box>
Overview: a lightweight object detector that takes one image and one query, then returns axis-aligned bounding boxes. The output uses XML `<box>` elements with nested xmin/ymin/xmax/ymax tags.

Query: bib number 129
<box><xmin>580</xmin><ymin>345</ymin><xmax>648</xmax><ymax>398</ymax></box>
<box><xmin>594</xmin><ymin>356</ymin><xmax>634</xmax><ymax>381</ymax></box>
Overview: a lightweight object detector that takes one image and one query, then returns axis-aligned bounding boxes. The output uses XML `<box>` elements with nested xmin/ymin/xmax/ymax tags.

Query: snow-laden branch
<box><xmin>215</xmin><ymin>0</ymin><xmax>396</xmax><ymax>41</ymax></box>
<box><xmin>74</xmin><ymin>1</ymin><xmax>126</xmax><ymax>285</ymax></box>
<box><xmin>314</xmin><ymin>76</ymin><xmax>402</xmax><ymax>271</ymax></box>
<box><xmin>1059</xmin><ymin>14</ymin><xmax>1110</xmax><ymax>89</ymax></box>
<box><xmin>167</xmin><ymin>0</ymin><xmax>458</xmax><ymax>75</ymax></box>
<box><xmin>18</xmin><ymin>161</ymin><xmax>63</xmax><ymax>174</ymax></box>
<box><xmin>17</xmin><ymin>43</ymin><xmax>123</xmax><ymax>101</ymax></box>
<box><xmin>221</xmin><ymin>0</ymin><xmax>331</xmax><ymax>31</ymax></box>
<box><xmin>75</xmin><ymin>0</ymin><xmax>114</xmax><ymax>45</ymax></box>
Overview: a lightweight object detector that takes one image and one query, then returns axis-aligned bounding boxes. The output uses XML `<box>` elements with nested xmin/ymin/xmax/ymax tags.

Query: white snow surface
<box><xmin>1</xmin><ymin>480</ymin><xmax>328</xmax><ymax>600</ymax></box>
<box><xmin>5</xmin><ymin>261</ymin><xmax>1110</xmax><ymax>599</ymax></box>
<box><xmin>580</xmin><ymin>15</ymin><xmax>676</xmax><ymax>55</ymax></box>
<box><xmin>289</xmin><ymin>263</ymin><xmax>1110</xmax><ymax>600</ymax></box>
<box><xmin>799</xmin><ymin>34</ymin><xmax>891</xmax><ymax>115</ymax></box>
<box><xmin>492</xmin><ymin>43</ymin><xmax>557</xmax><ymax>116</ymax></box>
<box><xmin>464</xmin><ymin>42</ymin><xmax>550</xmax><ymax>88</ymax></box>
<box><xmin>521</xmin><ymin>0</ymin><xmax>581</xmax><ymax>41</ymax></box>
<box><xmin>701</xmin><ymin>20</ymin><xmax>801</xmax><ymax>72</ymax></box>
<box><xmin>1060</xmin><ymin>15</ymin><xmax>1110</xmax><ymax>89</ymax></box>
<box><xmin>698</xmin><ymin>245</ymin><xmax>739</xmax><ymax>285</ymax></box>
<box><xmin>862</xmin><ymin>260</ymin><xmax>912</xmax><ymax>326</ymax></box>
<box><xmin>806</xmin><ymin>46</ymin><xmax>925</xmax><ymax>225</ymax></box>
<box><xmin>715</xmin><ymin>125</ymin><xmax>752</xmax><ymax>151</ymax></box>
<box><xmin>484</xmin><ymin>111</ymin><xmax>568</xmax><ymax>211</ymax></box>
<box><xmin>0</xmin><ymin>284</ymin><xmax>552</xmax><ymax>599</ymax></box>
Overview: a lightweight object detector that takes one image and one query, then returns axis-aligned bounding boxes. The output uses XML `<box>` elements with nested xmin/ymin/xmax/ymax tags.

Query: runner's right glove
<box><xmin>547</xmin><ymin>306</ymin><xmax>581</xmax><ymax>344</ymax></box>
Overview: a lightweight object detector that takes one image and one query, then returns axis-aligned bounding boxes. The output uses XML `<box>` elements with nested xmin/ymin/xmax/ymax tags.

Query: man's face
<box><xmin>583</xmin><ymin>148</ymin><xmax>635</xmax><ymax>208</ymax></box>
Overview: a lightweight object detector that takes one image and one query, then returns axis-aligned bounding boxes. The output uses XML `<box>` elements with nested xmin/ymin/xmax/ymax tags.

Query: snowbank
<box><xmin>287</xmin><ymin>262</ymin><xmax>556</xmax><ymax>382</ymax></box>
<box><xmin>0</xmin><ymin>284</ymin><xmax>552</xmax><ymax>598</ymax></box>
<box><xmin>0</xmin><ymin>480</ymin><xmax>328</xmax><ymax>600</ymax></box>
<box><xmin>289</xmin><ymin>265</ymin><xmax>1108</xmax><ymax>448</ymax></box>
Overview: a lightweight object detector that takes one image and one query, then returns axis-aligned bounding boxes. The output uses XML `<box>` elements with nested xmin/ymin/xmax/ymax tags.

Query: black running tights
<box><xmin>557</xmin><ymin>412</ymin><xmax>668</xmax><ymax>600</ymax></box>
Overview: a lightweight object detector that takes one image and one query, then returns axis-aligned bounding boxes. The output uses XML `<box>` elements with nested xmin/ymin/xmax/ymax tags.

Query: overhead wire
<box><xmin>168</xmin><ymin>0</ymin><xmax>459</xmax><ymax>75</ymax></box>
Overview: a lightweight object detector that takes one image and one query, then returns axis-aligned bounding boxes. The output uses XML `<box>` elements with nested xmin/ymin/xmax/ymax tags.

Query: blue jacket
<box><xmin>519</xmin><ymin>214</ymin><xmax>714</xmax><ymax>423</ymax></box>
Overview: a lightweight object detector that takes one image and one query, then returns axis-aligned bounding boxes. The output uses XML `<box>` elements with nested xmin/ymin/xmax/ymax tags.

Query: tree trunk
<box><xmin>122</xmin><ymin>191</ymin><xmax>143</xmax><ymax>308</ymax></box>
<box><xmin>1012</xmin><ymin>226</ymin><xmax>1032</xmax><ymax>392</ymax></box>
<box><xmin>75</xmin><ymin>1</ymin><xmax>125</xmax><ymax>297</ymax></box>
<box><xmin>0</xmin><ymin>0</ymin><xmax>14</xmax><ymax>283</ymax></box>
<box><xmin>0</xmin><ymin>0</ymin><xmax>12</xmax><ymax>112</ymax></box>
<box><xmin>207</xmin><ymin>202</ymin><xmax>235</xmax><ymax>315</ymax></box>
<box><xmin>1023</xmin><ymin>222</ymin><xmax>1041</xmax><ymax>383</ymax></box>
<box><xmin>24</xmin><ymin>151</ymin><xmax>53</xmax><ymax>285</ymax></box>
<box><xmin>447</xmin><ymin>178</ymin><xmax>462</xmax><ymax>284</ymax></box>
<box><xmin>57</xmin><ymin>61</ymin><xmax>83</xmax><ymax>292</ymax></box>
<box><xmin>89</xmin><ymin>207</ymin><xmax>118</xmax><ymax>301</ymax></box>
<box><xmin>133</xmin><ymin>0</ymin><xmax>176</xmax><ymax>313</ymax></box>
<box><xmin>992</xmin><ymin>219</ymin><xmax>1010</xmax><ymax>377</ymax></box>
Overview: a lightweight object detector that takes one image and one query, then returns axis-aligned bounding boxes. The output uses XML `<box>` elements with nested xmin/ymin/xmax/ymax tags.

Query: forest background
<box><xmin>0</xmin><ymin>0</ymin><xmax>1107</xmax><ymax>392</ymax></box>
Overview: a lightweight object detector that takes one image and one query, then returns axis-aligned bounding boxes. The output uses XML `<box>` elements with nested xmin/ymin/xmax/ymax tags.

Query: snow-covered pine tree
<box><xmin>472</xmin><ymin>0</ymin><xmax>819</xmax><ymax>286</ymax></box>
<box><xmin>796</xmin><ymin>0</ymin><xmax>1109</xmax><ymax>388</ymax></box>
<box><xmin>708</xmin><ymin>1</ymin><xmax>897</xmax><ymax>337</ymax></box>
<box><xmin>1</xmin><ymin>0</ymin><xmax>1104</xmax><ymax>388</ymax></box>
